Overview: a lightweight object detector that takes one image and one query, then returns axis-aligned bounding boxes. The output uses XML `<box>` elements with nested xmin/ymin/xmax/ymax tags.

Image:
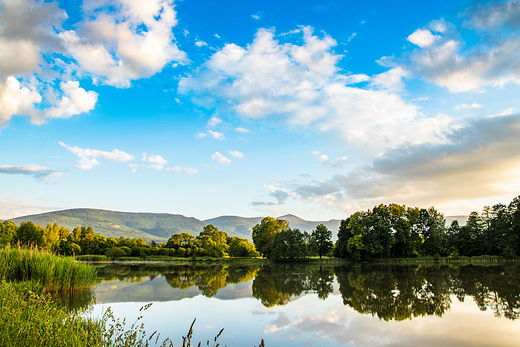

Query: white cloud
<box><xmin>228</xmin><ymin>150</ymin><xmax>243</xmax><ymax>158</ymax></box>
<box><xmin>0</xmin><ymin>0</ymin><xmax>186</xmax><ymax>128</ymax></box>
<box><xmin>179</xmin><ymin>26</ymin><xmax>444</xmax><ymax>156</ymax></box>
<box><xmin>489</xmin><ymin>107</ymin><xmax>516</xmax><ymax>118</ymax></box>
<box><xmin>59</xmin><ymin>0</ymin><xmax>188</xmax><ymax>88</ymax></box>
<box><xmin>212</xmin><ymin>152</ymin><xmax>231</xmax><ymax>165</ymax></box>
<box><xmin>251</xmin><ymin>11</ymin><xmax>264</xmax><ymax>20</ymax></box>
<box><xmin>196</xmin><ymin>132</ymin><xmax>208</xmax><ymax>139</ymax></box>
<box><xmin>41</xmin><ymin>81</ymin><xmax>98</xmax><ymax>123</ymax></box>
<box><xmin>0</xmin><ymin>164</ymin><xmax>61</xmax><ymax>181</ymax></box>
<box><xmin>195</xmin><ymin>40</ymin><xmax>208</xmax><ymax>47</ymax></box>
<box><xmin>398</xmin><ymin>4</ymin><xmax>520</xmax><ymax>93</ymax></box>
<box><xmin>290</xmin><ymin>114</ymin><xmax>520</xmax><ymax>213</ymax></box>
<box><xmin>208</xmin><ymin>130</ymin><xmax>224</xmax><ymax>140</ymax></box>
<box><xmin>454</xmin><ymin>103</ymin><xmax>483</xmax><ymax>111</ymax></box>
<box><xmin>207</xmin><ymin>116</ymin><xmax>222</xmax><ymax>127</ymax></box>
<box><xmin>371</xmin><ymin>67</ymin><xmax>410</xmax><ymax>91</ymax></box>
<box><xmin>311</xmin><ymin>150</ymin><xmax>321</xmax><ymax>156</ymax></box>
<box><xmin>235</xmin><ymin>127</ymin><xmax>250</xmax><ymax>133</ymax></box>
<box><xmin>317</xmin><ymin>154</ymin><xmax>329</xmax><ymax>164</ymax></box>
<box><xmin>407</xmin><ymin>29</ymin><xmax>438</xmax><ymax>48</ymax></box>
<box><xmin>143</xmin><ymin>153</ymin><xmax>168</xmax><ymax>170</ymax></box>
<box><xmin>0</xmin><ymin>197</ymin><xmax>59</xmax><ymax>220</ymax></box>
<box><xmin>411</xmin><ymin>96</ymin><xmax>429</xmax><ymax>102</ymax></box>
<box><xmin>0</xmin><ymin>77</ymin><xmax>98</xmax><ymax>126</ymax></box>
<box><xmin>59</xmin><ymin>142</ymin><xmax>134</xmax><ymax>170</ymax></box>
<box><xmin>0</xmin><ymin>76</ymin><xmax>42</xmax><ymax>126</ymax></box>
<box><xmin>165</xmin><ymin>166</ymin><xmax>198</xmax><ymax>175</ymax></box>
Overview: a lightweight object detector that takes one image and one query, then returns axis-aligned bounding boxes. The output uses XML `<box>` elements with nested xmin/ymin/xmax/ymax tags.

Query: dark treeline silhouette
<box><xmin>334</xmin><ymin>195</ymin><xmax>520</xmax><ymax>261</ymax></box>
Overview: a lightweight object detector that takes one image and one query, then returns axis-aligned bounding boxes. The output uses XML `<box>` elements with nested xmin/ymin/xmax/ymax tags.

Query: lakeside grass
<box><xmin>0</xmin><ymin>247</ymin><xmax>262</xmax><ymax>347</ymax></box>
<box><xmin>0</xmin><ymin>247</ymin><xmax>97</xmax><ymax>292</ymax></box>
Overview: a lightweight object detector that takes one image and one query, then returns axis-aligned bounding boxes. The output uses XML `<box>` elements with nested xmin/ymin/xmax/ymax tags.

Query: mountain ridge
<box><xmin>7</xmin><ymin>208</ymin><xmax>342</xmax><ymax>242</ymax></box>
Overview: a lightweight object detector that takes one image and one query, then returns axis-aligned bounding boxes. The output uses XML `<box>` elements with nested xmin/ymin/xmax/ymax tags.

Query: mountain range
<box><xmin>7</xmin><ymin>209</ymin><xmax>342</xmax><ymax>243</ymax></box>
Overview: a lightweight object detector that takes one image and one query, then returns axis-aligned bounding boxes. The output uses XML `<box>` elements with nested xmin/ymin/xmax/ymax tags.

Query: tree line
<box><xmin>0</xmin><ymin>221</ymin><xmax>259</xmax><ymax>259</ymax></box>
<box><xmin>334</xmin><ymin>195</ymin><xmax>520</xmax><ymax>261</ymax></box>
<box><xmin>2</xmin><ymin>194</ymin><xmax>519</xmax><ymax>261</ymax></box>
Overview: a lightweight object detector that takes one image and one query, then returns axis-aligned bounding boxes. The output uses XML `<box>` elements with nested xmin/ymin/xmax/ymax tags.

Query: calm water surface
<box><xmin>84</xmin><ymin>263</ymin><xmax>520</xmax><ymax>346</ymax></box>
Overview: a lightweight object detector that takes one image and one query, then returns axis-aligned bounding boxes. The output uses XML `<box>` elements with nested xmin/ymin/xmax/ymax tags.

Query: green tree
<box><xmin>271</xmin><ymin>228</ymin><xmax>308</xmax><ymax>261</ymax></box>
<box><xmin>0</xmin><ymin>221</ymin><xmax>17</xmax><ymax>247</ymax></box>
<box><xmin>509</xmin><ymin>196</ymin><xmax>520</xmax><ymax>256</ymax></box>
<box><xmin>252</xmin><ymin>217</ymin><xmax>289</xmax><ymax>259</ymax></box>
<box><xmin>311</xmin><ymin>224</ymin><xmax>333</xmax><ymax>258</ymax></box>
<box><xmin>166</xmin><ymin>233</ymin><xmax>195</xmax><ymax>250</ymax></box>
<box><xmin>227</xmin><ymin>237</ymin><xmax>260</xmax><ymax>257</ymax></box>
<box><xmin>196</xmin><ymin>224</ymin><xmax>228</xmax><ymax>257</ymax></box>
<box><xmin>15</xmin><ymin>221</ymin><xmax>45</xmax><ymax>248</ymax></box>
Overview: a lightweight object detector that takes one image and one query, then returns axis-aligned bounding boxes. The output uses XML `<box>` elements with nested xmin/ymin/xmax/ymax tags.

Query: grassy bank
<box><xmin>0</xmin><ymin>247</ymin><xmax>97</xmax><ymax>292</ymax></box>
<box><xmin>0</xmin><ymin>247</ymin><xmax>259</xmax><ymax>347</ymax></box>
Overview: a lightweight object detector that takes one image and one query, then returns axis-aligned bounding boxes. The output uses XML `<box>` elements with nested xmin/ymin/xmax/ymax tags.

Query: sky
<box><xmin>1</xmin><ymin>0</ymin><xmax>520</xmax><ymax>221</ymax></box>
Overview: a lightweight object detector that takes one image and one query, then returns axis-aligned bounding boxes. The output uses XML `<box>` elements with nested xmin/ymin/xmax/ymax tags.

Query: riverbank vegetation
<box><xmin>2</xmin><ymin>195</ymin><xmax>519</xmax><ymax>264</ymax></box>
<box><xmin>0</xmin><ymin>247</ymin><xmax>241</xmax><ymax>346</ymax></box>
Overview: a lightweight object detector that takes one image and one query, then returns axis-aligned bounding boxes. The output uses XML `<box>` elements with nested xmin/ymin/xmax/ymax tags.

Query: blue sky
<box><xmin>1</xmin><ymin>0</ymin><xmax>520</xmax><ymax>221</ymax></box>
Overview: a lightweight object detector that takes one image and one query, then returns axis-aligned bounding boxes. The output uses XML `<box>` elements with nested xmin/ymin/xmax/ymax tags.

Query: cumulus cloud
<box><xmin>290</xmin><ymin>114</ymin><xmax>520</xmax><ymax>212</ymax></box>
<box><xmin>397</xmin><ymin>3</ymin><xmax>520</xmax><ymax>93</ymax></box>
<box><xmin>143</xmin><ymin>153</ymin><xmax>168</xmax><ymax>170</ymax></box>
<box><xmin>59</xmin><ymin>142</ymin><xmax>135</xmax><ymax>170</ymax></box>
<box><xmin>135</xmin><ymin>153</ymin><xmax>197</xmax><ymax>174</ymax></box>
<box><xmin>208</xmin><ymin>130</ymin><xmax>224</xmax><ymax>139</ymax></box>
<box><xmin>0</xmin><ymin>0</ymin><xmax>66</xmax><ymax>81</ymax></box>
<box><xmin>0</xmin><ymin>77</ymin><xmax>98</xmax><ymax>126</ymax></box>
<box><xmin>207</xmin><ymin>116</ymin><xmax>222</xmax><ymax>127</ymax></box>
<box><xmin>0</xmin><ymin>164</ymin><xmax>61</xmax><ymax>181</ymax></box>
<box><xmin>260</xmin><ymin>185</ymin><xmax>292</xmax><ymax>205</ymax></box>
<box><xmin>228</xmin><ymin>150</ymin><xmax>243</xmax><ymax>158</ymax></box>
<box><xmin>195</xmin><ymin>40</ymin><xmax>208</xmax><ymax>47</ymax></box>
<box><xmin>196</xmin><ymin>130</ymin><xmax>224</xmax><ymax>139</ymax></box>
<box><xmin>179</xmin><ymin>26</ymin><xmax>449</xmax><ymax>156</ymax></box>
<box><xmin>0</xmin><ymin>0</ymin><xmax>187</xmax><ymax>128</ymax></box>
<box><xmin>212</xmin><ymin>152</ymin><xmax>231</xmax><ymax>165</ymax></box>
<box><xmin>59</xmin><ymin>0</ymin><xmax>188</xmax><ymax>88</ymax></box>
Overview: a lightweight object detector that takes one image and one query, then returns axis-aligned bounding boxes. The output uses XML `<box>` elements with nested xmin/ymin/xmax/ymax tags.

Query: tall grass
<box><xmin>0</xmin><ymin>247</ymin><xmax>97</xmax><ymax>292</ymax></box>
<box><xmin>0</xmin><ymin>280</ymin><xmax>105</xmax><ymax>346</ymax></box>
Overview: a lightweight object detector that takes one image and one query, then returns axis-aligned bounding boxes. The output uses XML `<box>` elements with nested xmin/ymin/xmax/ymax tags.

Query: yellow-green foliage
<box><xmin>0</xmin><ymin>247</ymin><xmax>97</xmax><ymax>292</ymax></box>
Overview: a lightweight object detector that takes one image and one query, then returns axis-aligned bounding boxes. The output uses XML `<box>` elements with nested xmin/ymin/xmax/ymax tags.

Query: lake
<box><xmin>81</xmin><ymin>262</ymin><xmax>520</xmax><ymax>346</ymax></box>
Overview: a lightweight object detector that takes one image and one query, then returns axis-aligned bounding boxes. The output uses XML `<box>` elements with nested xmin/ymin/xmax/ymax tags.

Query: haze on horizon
<box><xmin>1</xmin><ymin>0</ymin><xmax>520</xmax><ymax>221</ymax></box>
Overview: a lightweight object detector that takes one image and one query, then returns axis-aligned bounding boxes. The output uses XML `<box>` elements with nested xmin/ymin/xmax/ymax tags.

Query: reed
<box><xmin>0</xmin><ymin>247</ymin><xmax>97</xmax><ymax>292</ymax></box>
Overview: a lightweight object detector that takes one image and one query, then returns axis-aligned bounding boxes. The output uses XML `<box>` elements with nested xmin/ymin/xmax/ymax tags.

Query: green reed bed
<box><xmin>0</xmin><ymin>247</ymin><xmax>97</xmax><ymax>292</ymax></box>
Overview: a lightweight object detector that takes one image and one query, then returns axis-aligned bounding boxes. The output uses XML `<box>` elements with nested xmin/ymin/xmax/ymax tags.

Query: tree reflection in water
<box><xmin>252</xmin><ymin>263</ymin><xmax>520</xmax><ymax>321</ymax></box>
<box><xmin>95</xmin><ymin>263</ymin><xmax>520</xmax><ymax>321</ymax></box>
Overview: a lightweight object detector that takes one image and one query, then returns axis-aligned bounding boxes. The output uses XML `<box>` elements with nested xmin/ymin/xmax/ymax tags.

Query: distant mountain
<box><xmin>9</xmin><ymin>209</ymin><xmax>207</xmax><ymax>243</ymax></box>
<box><xmin>203</xmin><ymin>214</ymin><xmax>342</xmax><ymax>240</ymax></box>
<box><xmin>8</xmin><ymin>209</ymin><xmax>343</xmax><ymax>242</ymax></box>
<box><xmin>203</xmin><ymin>215</ymin><xmax>263</xmax><ymax>238</ymax></box>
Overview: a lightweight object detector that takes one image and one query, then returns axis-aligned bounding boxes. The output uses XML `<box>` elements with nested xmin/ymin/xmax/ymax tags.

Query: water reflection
<box><xmin>91</xmin><ymin>262</ymin><xmax>520</xmax><ymax>321</ymax></box>
<box><xmin>252</xmin><ymin>264</ymin><xmax>335</xmax><ymax>307</ymax></box>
